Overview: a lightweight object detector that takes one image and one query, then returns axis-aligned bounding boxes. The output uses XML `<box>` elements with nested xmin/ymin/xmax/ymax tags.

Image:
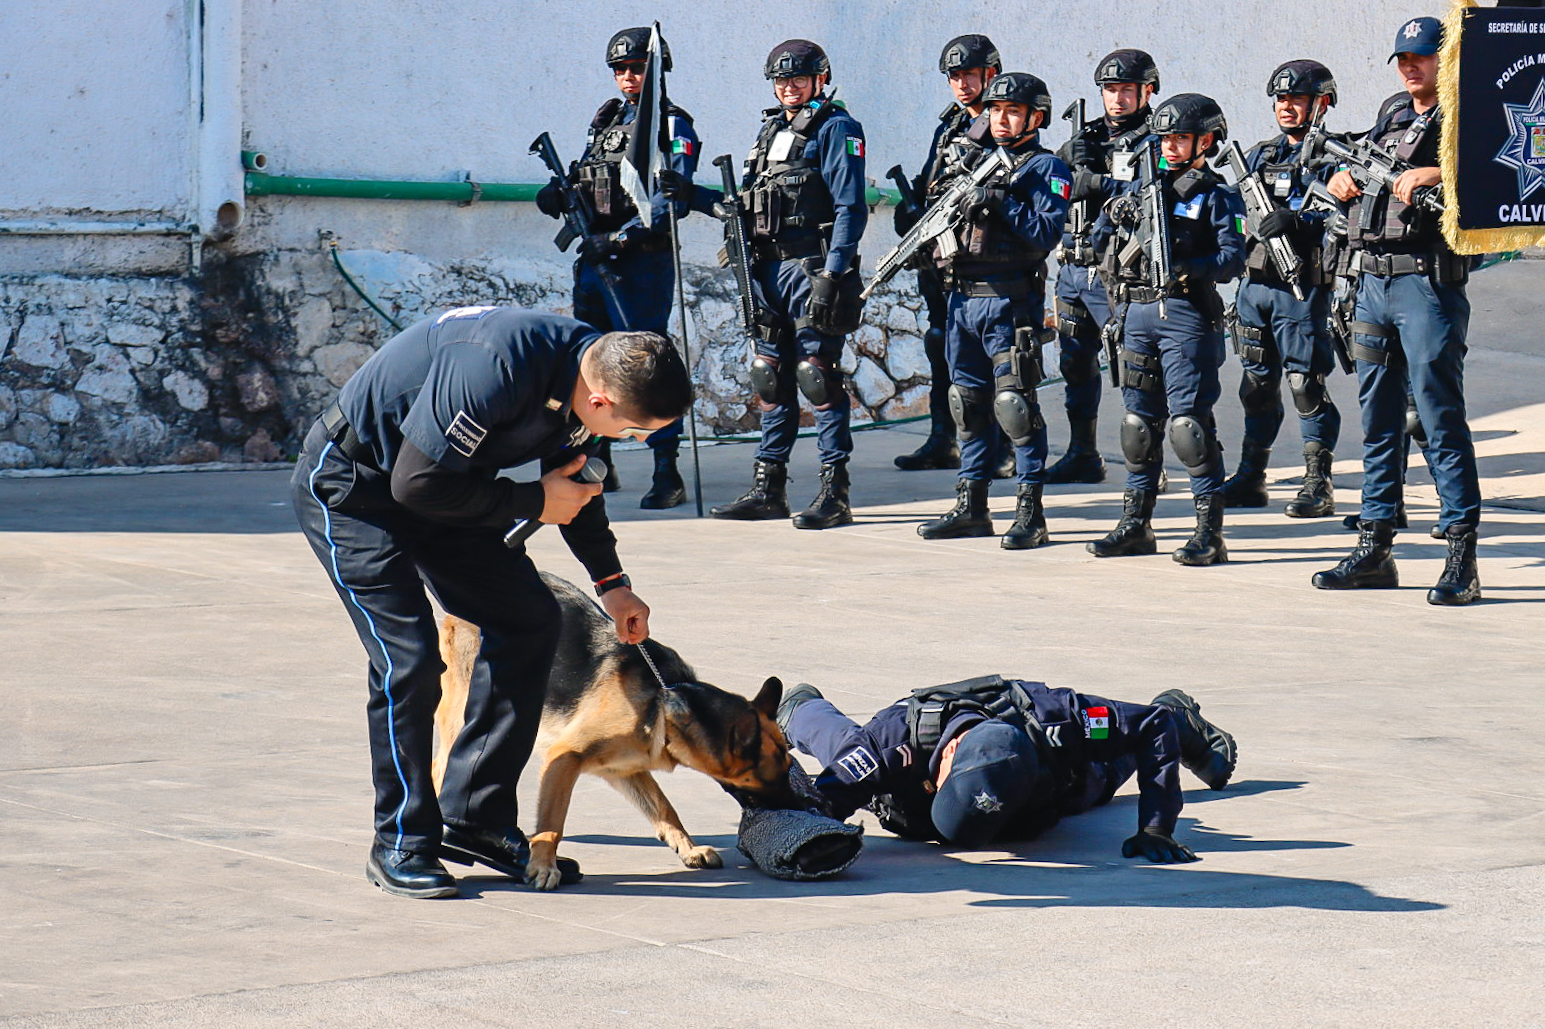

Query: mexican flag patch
<box><xmin>1049</xmin><ymin>176</ymin><xmax>1071</xmax><ymax>200</ymax></box>
<box><xmin>846</xmin><ymin>136</ymin><xmax>865</xmax><ymax>157</ymax></box>
<box><xmin>671</xmin><ymin>137</ymin><xmax>695</xmax><ymax>156</ymax></box>
<box><xmin>1234</xmin><ymin>215</ymin><xmax>1246</xmax><ymax>236</ymax></box>
<box><xmin>1084</xmin><ymin>706</ymin><xmax>1111</xmax><ymax>740</ymax></box>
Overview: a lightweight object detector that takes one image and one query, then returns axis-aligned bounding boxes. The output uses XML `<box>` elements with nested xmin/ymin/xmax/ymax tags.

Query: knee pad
<box><xmin>924</xmin><ymin>327</ymin><xmax>947</xmax><ymax>354</ymax></box>
<box><xmin>993</xmin><ymin>387</ymin><xmax>1044</xmax><ymax>448</ymax></box>
<box><xmin>1287</xmin><ymin>371</ymin><xmax>1328</xmax><ymax>418</ymax></box>
<box><xmin>1405</xmin><ymin>402</ymin><xmax>1427</xmax><ymax>445</ymax></box>
<box><xmin>948</xmin><ymin>384</ymin><xmax>993</xmax><ymax>442</ymax></box>
<box><xmin>1168</xmin><ymin>414</ymin><xmax>1220</xmax><ymax>476</ymax></box>
<box><xmin>1120</xmin><ymin>412</ymin><xmax>1163</xmax><ymax>472</ymax></box>
<box><xmin>795</xmin><ymin>357</ymin><xmax>841</xmax><ymax>410</ymax></box>
<box><xmin>749</xmin><ymin>356</ymin><xmax>783</xmax><ymax>404</ymax></box>
<box><xmin>1238</xmin><ymin>369</ymin><xmax>1282</xmax><ymax>417</ymax></box>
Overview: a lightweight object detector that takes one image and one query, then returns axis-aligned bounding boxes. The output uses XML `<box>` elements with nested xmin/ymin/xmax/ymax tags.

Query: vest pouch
<box><xmin>752</xmin><ymin>186</ymin><xmax>783</xmax><ymax>238</ymax></box>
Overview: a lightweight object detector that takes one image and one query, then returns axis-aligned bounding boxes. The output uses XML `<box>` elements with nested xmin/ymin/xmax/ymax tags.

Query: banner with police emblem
<box><xmin>1441</xmin><ymin>0</ymin><xmax>1545</xmax><ymax>251</ymax></box>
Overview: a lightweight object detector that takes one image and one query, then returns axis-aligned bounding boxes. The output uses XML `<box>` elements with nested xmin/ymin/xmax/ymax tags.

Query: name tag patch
<box><xmin>446</xmin><ymin>410</ymin><xmax>488</xmax><ymax>457</ymax></box>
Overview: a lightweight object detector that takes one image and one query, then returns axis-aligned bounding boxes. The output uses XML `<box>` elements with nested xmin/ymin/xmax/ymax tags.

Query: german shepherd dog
<box><xmin>432</xmin><ymin>574</ymin><xmax>798</xmax><ymax>889</ymax></box>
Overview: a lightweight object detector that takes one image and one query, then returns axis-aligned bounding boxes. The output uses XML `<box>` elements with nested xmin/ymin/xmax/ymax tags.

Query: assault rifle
<box><xmin>886</xmin><ymin>163</ymin><xmax>922</xmax><ymax>217</ymax></box>
<box><xmin>1061</xmin><ymin>98</ymin><xmax>1095</xmax><ymax>240</ymax></box>
<box><xmin>1298</xmin><ymin>178</ymin><xmax>1356</xmax><ymax>373</ymax></box>
<box><xmin>712</xmin><ymin>153</ymin><xmax>761</xmax><ymax>335</ymax></box>
<box><xmin>1118</xmin><ymin>136</ymin><xmax>1174</xmax><ymax>318</ymax></box>
<box><xmin>529</xmin><ymin>132</ymin><xmax>627</xmax><ymax>323</ymax></box>
<box><xmin>1318</xmin><ymin>133</ymin><xmax>1445</xmax><ymax>221</ymax></box>
<box><xmin>861</xmin><ymin>146</ymin><xmax>1011</xmax><ymax>300</ymax></box>
<box><xmin>1219</xmin><ymin>140</ymin><xmax>1306</xmax><ymax>301</ymax></box>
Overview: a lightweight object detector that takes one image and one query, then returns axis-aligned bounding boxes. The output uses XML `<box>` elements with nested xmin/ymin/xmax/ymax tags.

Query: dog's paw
<box><xmin>681</xmin><ymin>845</ymin><xmax>722</xmax><ymax>869</ymax></box>
<box><xmin>526</xmin><ymin>861</ymin><xmax>565</xmax><ymax>891</ymax></box>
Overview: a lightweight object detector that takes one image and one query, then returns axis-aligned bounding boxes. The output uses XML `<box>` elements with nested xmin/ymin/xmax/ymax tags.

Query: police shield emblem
<box><xmin>1494</xmin><ymin>78</ymin><xmax>1545</xmax><ymax>201</ymax></box>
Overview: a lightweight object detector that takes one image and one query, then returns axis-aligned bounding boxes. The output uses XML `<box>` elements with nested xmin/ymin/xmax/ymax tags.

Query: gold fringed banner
<box><xmin>1441</xmin><ymin>0</ymin><xmax>1545</xmax><ymax>253</ymax></box>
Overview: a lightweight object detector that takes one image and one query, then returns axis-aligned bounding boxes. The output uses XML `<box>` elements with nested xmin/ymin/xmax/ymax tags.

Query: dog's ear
<box><xmin>752</xmin><ymin>676</ymin><xmax>783</xmax><ymax>719</ymax></box>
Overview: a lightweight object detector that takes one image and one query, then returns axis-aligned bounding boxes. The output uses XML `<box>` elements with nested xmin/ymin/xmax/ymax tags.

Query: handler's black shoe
<box><xmin>894</xmin><ymin>432</ymin><xmax>960</xmax><ymax>471</ymax></box>
<box><xmin>366</xmin><ymin>841</ymin><xmax>459</xmax><ymax>899</ymax></box>
<box><xmin>1151</xmin><ymin>689</ymin><xmax>1237</xmax><ymax>790</ymax></box>
<box><xmin>640</xmin><ymin>450</ymin><xmax>686</xmax><ymax>510</ymax></box>
<box><xmin>441</xmin><ymin>825</ymin><xmax>583</xmax><ymax>885</ymax></box>
<box><xmin>775</xmin><ymin>683</ymin><xmax>824</xmax><ymax>737</ymax></box>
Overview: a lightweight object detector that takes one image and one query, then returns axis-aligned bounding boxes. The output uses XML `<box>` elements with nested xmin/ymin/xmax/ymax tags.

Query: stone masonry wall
<box><xmin>0</xmin><ymin>249</ymin><xmax>933</xmax><ymax>470</ymax></box>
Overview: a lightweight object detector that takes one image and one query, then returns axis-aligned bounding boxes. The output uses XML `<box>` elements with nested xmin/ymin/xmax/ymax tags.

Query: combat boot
<box><xmin>1427</xmin><ymin>524</ymin><xmax>1481</xmax><ymax>606</ymax></box>
<box><xmin>775</xmin><ymin>683</ymin><xmax>823</xmax><ymax>737</ymax></box>
<box><xmin>1312</xmin><ymin>520</ymin><xmax>1399</xmax><ymax>589</ymax></box>
<box><xmin>639</xmin><ymin>449</ymin><xmax>686</xmax><ymax>510</ymax></box>
<box><xmin>894</xmin><ymin>432</ymin><xmax>960</xmax><ymax>471</ymax></box>
<box><xmin>1284</xmin><ymin>442</ymin><xmax>1335</xmax><ymax>518</ymax></box>
<box><xmin>1087</xmin><ymin>488</ymin><xmax>1157</xmax><ymax>557</ymax></box>
<box><xmin>792</xmin><ymin>463</ymin><xmax>853</xmax><ymax>530</ymax></box>
<box><xmin>1044</xmin><ymin>416</ymin><xmax>1107</xmax><ymax>484</ymax></box>
<box><xmin>1173</xmin><ymin>493</ymin><xmax>1228</xmax><ymax>566</ymax></box>
<box><xmin>1150</xmin><ymin>690</ymin><xmax>1237</xmax><ymax>790</ymax></box>
<box><xmin>918</xmin><ymin>479</ymin><xmax>995</xmax><ymax>539</ymax></box>
<box><xmin>1220</xmin><ymin>440</ymin><xmax>1271</xmax><ymax>508</ymax></box>
<box><xmin>1343</xmin><ymin>502</ymin><xmax>1408</xmax><ymax>532</ymax></box>
<box><xmin>710</xmin><ymin>460</ymin><xmax>789</xmax><ymax>520</ymax></box>
<box><xmin>1000</xmin><ymin>483</ymin><xmax>1049</xmax><ymax>550</ymax></box>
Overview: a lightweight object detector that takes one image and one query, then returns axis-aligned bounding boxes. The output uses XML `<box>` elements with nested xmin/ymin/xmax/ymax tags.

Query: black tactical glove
<box><xmin>577</xmin><ymin>232</ymin><xmax>621</xmax><ymax>262</ymax></box>
<box><xmin>656</xmin><ymin>168</ymin><xmax>692</xmax><ymax>201</ymax></box>
<box><xmin>804</xmin><ymin>270</ymin><xmax>843</xmax><ymax>333</ymax></box>
<box><xmin>1107</xmin><ymin>193</ymin><xmax>1141</xmax><ymax>228</ymax></box>
<box><xmin>1066</xmin><ymin>137</ymin><xmax>1101</xmax><ymax>172</ymax></box>
<box><xmin>970</xmin><ymin>187</ymin><xmax>1007</xmax><ymax>217</ymax></box>
<box><xmin>893</xmin><ymin>201</ymin><xmax>922</xmax><ymax>236</ymax></box>
<box><xmin>1255</xmin><ymin>207</ymin><xmax>1299</xmax><ymax>239</ymax></box>
<box><xmin>1121</xmin><ymin>828</ymin><xmax>1199</xmax><ymax>864</ymax></box>
<box><xmin>534</xmin><ymin>177</ymin><xmax>569</xmax><ymax>219</ymax></box>
<box><xmin>1071</xmin><ymin>166</ymin><xmax>1106</xmax><ymax>201</ymax></box>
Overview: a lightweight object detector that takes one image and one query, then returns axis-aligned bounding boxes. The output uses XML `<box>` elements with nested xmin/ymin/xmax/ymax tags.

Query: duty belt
<box><xmin>946</xmin><ymin>276</ymin><xmax>1036</xmax><ymax>299</ymax></box>
<box><xmin>319</xmin><ymin>403</ymin><xmax>379</xmax><ymax>469</ymax></box>
<box><xmin>751</xmin><ymin>238</ymin><xmax>824</xmax><ymax>262</ymax></box>
<box><xmin>1112</xmin><ymin>282</ymin><xmax>1191</xmax><ymax>305</ymax></box>
<box><xmin>1353</xmin><ymin>251</ymin><xmax>1433</xmax><ymax>278</ymax></box>
<box><xmin>623</xmin><ymin>235</ymin><xmax>673</xmax><ymax>255</ymax></box>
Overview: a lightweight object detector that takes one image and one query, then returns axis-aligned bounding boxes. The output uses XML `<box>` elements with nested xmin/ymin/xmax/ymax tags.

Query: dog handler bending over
<box><xmin>292</xmin><ymin>306</ymin><xmax>691</xmax><ymax>898</ymax></box>
<box><xmin>776</xmin><ymin>676</ymin><xmax>1237</xmax><ymax>861</ymax></box>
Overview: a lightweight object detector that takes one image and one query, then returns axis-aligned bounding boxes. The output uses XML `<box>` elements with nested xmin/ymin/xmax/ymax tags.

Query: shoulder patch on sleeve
<box><xmin>446</xmin><ymin>409</ymin><xmax>488</xmax><ymax>458</ymax></box>
<box><xmin>845</xmin><ymin>136</ymin><xmax>864</xmax><ymax>158</ymax></box>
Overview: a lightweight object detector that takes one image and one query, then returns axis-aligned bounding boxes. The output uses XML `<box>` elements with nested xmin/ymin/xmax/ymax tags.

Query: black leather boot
<box><xmin>1427</xmin><ymin>524</ymin><xmax>1481</xmax><ymax>606</ymax></box>
<box><xmin>595</xmin><ymin>439</ymin><xmax>621</xmax><ymax>493</ymax></box>
<box><xmin>1343</xmin><ymin>502</ymin><xmax>1410</xmax><ymax>532</ymax></box>
<box><xmin>710</xmin><ymin>460</ymin><xmax>790</xmax><ymax>520</ymax></box>
<box><xmin>1045</xmin><ymin>415</ymin><xmax>1107</xmax><ymax>484</ymax></box>
<box><xmin>639</xmin><ymin>449</ymin><xmax>686</xmax><ymax>510</ymax></box>
<box><xmin>775</xmin><ymin>682</ymin><xmax>824</xmax><ymax>736</ymax></box>
<box><xmin>1220</xmin><ymin>440</ymin><xmax>1271</xmax><ymax>508</ymax></box>
<box><xmin>1313</xmin><ymin>520</ymin><xmax>1399</xmax><ymax>589</ymax></box>
<box><xmin>894</xmin><ymin>431</ymin><xmax>960</xmax><ymax>470</ymax></box>
<box><xmin>1150</xmin><ymin>689</ymin><xmax>1237</xmax><ymax>790</ymax></box>
<box><xmin>1087</xmin><ymin>488</ymin><xmax>1157</xmax><ymax>557</ymax></box>
<box><xmin>792</xmin><ymin>462</ymin><xmax>853</xmax><ymax>530</ymax></box>
<box><xmin>366</xmin><ymin>841</ymin><xmax>459</xmax><ymax>899</ymax></box>
<box><xmin>1174</xmin><ymin>493</ymin><xmax>1228</xmax><ymax>566</ymax></box>
<box><xmin>1000</xmin><ymin>483</ymin><xmax>1049</xmax><ymax>550</ymax></box>
<box><xmin>440</xmin><ymin>825</ymin><xmax>582</xmax><ymax>885</ymax></box>
<box><xmin>1285</xmin><ymin>442</ymin><xmax>1335</xmax><ymax>518</ymax></box>
<box><xmin>918</xmin><ymin>478</ymin><xmax>995</xmax><ymax>539</ymax></box>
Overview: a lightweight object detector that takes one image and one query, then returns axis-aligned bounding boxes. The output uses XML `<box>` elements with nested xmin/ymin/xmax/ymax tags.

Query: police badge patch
<box><xmin>1495</xmin><ymin>77</ymin><xmax>1545</xmax><ymax>201</ymax></box>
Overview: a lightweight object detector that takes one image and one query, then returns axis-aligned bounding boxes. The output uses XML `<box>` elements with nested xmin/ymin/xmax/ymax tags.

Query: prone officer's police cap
<box><xmin>1390</xmin><ymin>16</ymin><xmax>1443</xmax><ymax>62</ymax></box>
<box><xmin>930</xmin><ymin>721</ymin><xmax>1039</xmax><ymax>848</ymax></box>
<box><xmin>764</xmin><ymin>39</ymin><xmax>830</xmax><ymax>81</ymax></box>
<box><xmin>607</xmin><ymin>27</ymin><xmax>672</xmax><ymax>72</ymax></box>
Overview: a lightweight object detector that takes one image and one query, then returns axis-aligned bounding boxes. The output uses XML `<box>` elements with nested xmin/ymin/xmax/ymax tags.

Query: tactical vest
<box><xmin>1244</xmin><ymin>136</ymin><xmax>1330</xmax><ymax>286</ymax></box>
<box><xmin>923</xmin><ymin>105</ymin><xmax>989</xmax><ymax>198</ymax></box>
<box><xmin>574</xmin><ymin>98</ymin><xmax>692</xmax><ymax>233</ymax></box>
<box><xmin>1104</xmin><ymin>166</ymin><xmax>1224</xmax><ymax>287</ymax></box>
<box><xmin>1348</xmin><ymin>103</ymin><xmax>1443</xmax><ymax>251</ymax></box>
<box><xmin>1062</xmin><ymin>115</ymin><xmax>1148</xmax><ymax>266</ymax></box>
<box><xmin>940</xmin><ymin>145</ymin><xmax>1053</xmax><ymax>286</ymax></box>
<box><xmin>743</xmin><ymin>98</ymin><xmax>841</xmax><ymax>251</ymax></box>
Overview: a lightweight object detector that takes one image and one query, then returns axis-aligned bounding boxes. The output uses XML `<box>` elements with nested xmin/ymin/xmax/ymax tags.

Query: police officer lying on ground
<box><xmin>535</xmin><ymin>27</ymin><xmax>700</xmax><ymax>510</ymax></box>
<box><xmin>292</xmin><ymin>306</ymin><xmax>692</xmax><ymax>898</ymax></box>
<box><xmin>775</xmin><ymin>676</ymin><xmax>1236</xmax><ymax>861</ymax></box>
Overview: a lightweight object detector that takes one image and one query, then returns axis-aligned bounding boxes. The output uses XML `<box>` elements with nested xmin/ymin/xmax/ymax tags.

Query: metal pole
<box><xmin>668</xmin><ymin>204</ymin><xmax>705</xmax><ymax>517</ymax></box>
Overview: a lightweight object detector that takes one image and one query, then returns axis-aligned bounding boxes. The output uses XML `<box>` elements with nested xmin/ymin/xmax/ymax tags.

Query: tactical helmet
<box><xmin>981</xmin><ymin>71</ymin><xmax>1053</xmax><ymax>114</ymax></box>
<box><xmin>929</xmin><ymin>722</ymin><xmax>1040</xmax><ymax>848</ymax></box>
<box><xmin>606</xmin><ymin>27</ymin><xmax>672</xmax><ymax>73</ymax></box>
<box><xmin>1151</xmin><ymin>92</ymin><xmax>1229</xmax><ymax>151</ymax></box>
<box><xmin>764</xmin><ymin>39</ymin><xmax>830</xmax><ymax>81</ymax></box>
<box><xmin>1094</xmin><ymin>48</ymin><xmax>1161</xmax><ymax>93</ymax></box>
<box><xmin>939</xmin><ymin>34</ymin><xmax>1002</xmax><ymax>75</ymax></box>
<box><xmin>1268</xmin><ymin>59</ymin><xmax>1337</xmax><ymax>106</ymax></box>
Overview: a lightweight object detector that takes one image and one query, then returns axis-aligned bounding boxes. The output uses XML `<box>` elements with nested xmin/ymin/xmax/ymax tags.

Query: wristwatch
<box><xmin>594</xmin><ymin>573</ymin><xmax>632</xmax><ymax>597</ymax></box>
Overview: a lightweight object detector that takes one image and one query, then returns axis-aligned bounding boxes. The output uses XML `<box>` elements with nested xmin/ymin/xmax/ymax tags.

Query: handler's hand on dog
<box><xmin>601</xmin><ymin>588</ymin><xmax>650</xmax><ymax>643</ymax></box>
<box><xmin>540</xmin><ymin>455</ymin><xmax>603</xmax><ymax>524</ymax></box>
<box><xmin>1121</xmin><ymin>828</ymin><xmax>1199</xmax><ymax>864</ymax></box>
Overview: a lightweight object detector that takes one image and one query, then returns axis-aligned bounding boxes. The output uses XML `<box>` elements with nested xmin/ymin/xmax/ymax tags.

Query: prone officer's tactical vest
<box><xmin>743</xmin><ymin>98</ymin><xmax>841</xmax><ymax>250</ymax></box>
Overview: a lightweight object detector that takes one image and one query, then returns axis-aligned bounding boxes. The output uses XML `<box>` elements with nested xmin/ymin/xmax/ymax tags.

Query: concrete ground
<box><xmin>2</xmin><ymin>260</ymin><xmax>1543</xmax><ymax>1028</ymax></box>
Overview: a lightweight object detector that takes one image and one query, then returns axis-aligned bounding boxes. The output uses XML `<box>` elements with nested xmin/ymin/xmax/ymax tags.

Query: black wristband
<box><xmin>594</xmin><ymin>573</ymin><xmax>631</xmax><ymax>597</ymax></box>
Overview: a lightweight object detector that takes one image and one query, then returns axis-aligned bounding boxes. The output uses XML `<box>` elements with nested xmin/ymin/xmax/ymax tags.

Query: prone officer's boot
<box><xmin>894</xmin><ymin>431</ymin><xmax>960</xmax><ymax>471</ymax></box>
<box><xmin>1087</xmin><ymin>488</ymin><xmax>1157</xmax><ymax>557</ymax></box>
<box><xmin>1284</xmin><ymin>441</ymin><xmax>1335</xmax><ymax>518</ymax></box>
<box><xmin>1173</xmin><ymin>493</ymin><xmax>1228</xmax><ymax>566</ymax></box>
<box><xmin>1000</xmin><ymin>483</ymin><xmax>1049</xmax><ymax>550</ymax></box>
<box><xmin>918</xmin><ymin>478</ymin><xmax>995</xmax><ymax>539</ymax></box>
<box><xmin>1150</xmin><ymin>690</ymin><xmax>1237</xmax><ymax>790</ymax></box>
<box><xmin>710</xmin><ymin>459</ymin><xmax>790</xmax><ymax>520</ymax></box>
<box><xmin>792</xmin><ymin>462</ymin><xmax>853</xmax><ymax>530</ymax></box>
<box><xmin>639</xmin><ymin>449</ymin><xmax>686</xmax><ymax>510</ymax></box>
<box><xmin>595</xmin><ymin>439</ymin><xmax>621</xmax><ymax>493</ymax></box>
<box><xmin>1044</xmin><ymin>415</ymin><xmax>1107</xmax><ymax>484</ymax></box>
<box><xmin>774</xmin><ymin>683</ymin><xmax>823</xmax><ymax>737</ymax></box>
<box><xmin>1220</xmin><ymin>439</ymin><xmax>1271</xmax><ymax>508</ymax></box>
<box><xmin>1312</xmin><ymin>519</ymin><xmax>1399</xmax><ymax>589</ymax></box>
<box><xmin>1427</xmin><ymin>524</ymin><xmax>1481</xmax><ymax>606</ymax></box>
